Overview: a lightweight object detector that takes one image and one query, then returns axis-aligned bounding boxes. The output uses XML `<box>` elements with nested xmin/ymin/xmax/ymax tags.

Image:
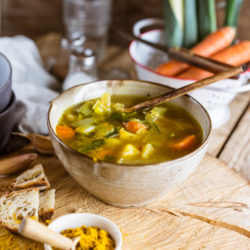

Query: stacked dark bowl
<box><xmin>0</xmin><ymin>53</ymin><xmax>16</xmax><ymax>152</ymax></box>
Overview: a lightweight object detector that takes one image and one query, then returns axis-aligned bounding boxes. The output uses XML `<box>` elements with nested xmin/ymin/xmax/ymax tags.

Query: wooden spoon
<box><xmin>123</xmin><ymin>66</ymin><xmax>243</xmax><ymax>113</ymax></box>
<box><xmin>12</xmin><ymin>132</ymin><xmax>54</xmax><ymax>155</ymax></box>
<box><xmin>18</xmin><ymin>218</ymin><xmax>80</xmax><ymax>250</ymax></box>
<box><xmin>0</xmin><ymin>153</ymin><xmax>37</xmax><ymax>176</ymax></box>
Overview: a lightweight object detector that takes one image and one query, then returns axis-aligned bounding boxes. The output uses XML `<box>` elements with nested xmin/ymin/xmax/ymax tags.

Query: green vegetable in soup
<box><xmin>79</xmin><ymin>139</ymin><xmax>105</xmax><ymax>153</ymax></box>
<box><xmin>56</xmin><ymin>93</ymin><xmax>203</xmax><ymax>165</ymax></box>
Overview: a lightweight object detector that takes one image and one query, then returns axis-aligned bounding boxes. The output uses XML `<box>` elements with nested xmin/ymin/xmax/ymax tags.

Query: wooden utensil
<box><xmin>114</xmin><ymin>28</ymin><xmax>235</xmax><ymax>74</ymax></box>
<box><xmin>18</xmin><ymin>218</ymin><xmax>80</xmax><ymax>250</ymax></box>
<box><xmin>123</xmin><ymin>66</ymin><xmax>243</xmax><ymax>112</ymax></box>
<box><xmin>12</xmin><ymin>132</ymin><xmax>54</xmax><ymax>155</ymax></box>
<box><xmin>0</xmin><ymin>153</ymin><xmax>37</xmax><ymax>175</ymax></box>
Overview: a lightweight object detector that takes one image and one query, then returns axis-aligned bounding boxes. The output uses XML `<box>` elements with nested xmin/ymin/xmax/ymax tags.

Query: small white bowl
<box><xmin>44</xmin><ymin>213</ymin><xmax>122</xmax><ymax>250</ymax></box>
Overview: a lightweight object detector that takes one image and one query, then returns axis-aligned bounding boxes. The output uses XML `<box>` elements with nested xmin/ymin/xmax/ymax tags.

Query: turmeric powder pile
<box><xmin>55</xmin><ymin>225</ymin><xmax>115</xmax><ymax>250</ymax></box>
<box><xmin>0</xmin><ymin>228</ymin><xmax>43</xmax><ymax>250</ymax></box>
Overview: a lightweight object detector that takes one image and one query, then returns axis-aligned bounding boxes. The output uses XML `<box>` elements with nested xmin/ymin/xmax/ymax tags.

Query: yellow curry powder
<box><xmin>0</xmin><ymin>228</ymin><xmax>43</xmax><ymax>250</ymax></box>
<box><xmin>54</xmin><ymin>225</ymin><xmax>115</xmax><ymax>250</ymax></box>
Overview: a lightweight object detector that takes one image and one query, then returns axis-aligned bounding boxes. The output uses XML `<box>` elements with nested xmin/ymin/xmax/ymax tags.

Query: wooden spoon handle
<box><xmin>18</xmin><ymin>218</ymin><xmax>73</xmax><ymax>250</ymax></box>
<box><xmin>0</xmin><ymin>153</ymin><xmax>37</xmax><ymax>175</ymax></box>
<box><xmin>124</xmin><ymin>66</ymin><xmax>243</xmax><ymax>112</ymax></box>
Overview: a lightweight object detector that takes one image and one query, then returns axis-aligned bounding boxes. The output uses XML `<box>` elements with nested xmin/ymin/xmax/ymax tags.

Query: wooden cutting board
<box><xmin>0</xmin><ymin>153</ymin><xmax>250</xmax><ymax>249</ymax></box>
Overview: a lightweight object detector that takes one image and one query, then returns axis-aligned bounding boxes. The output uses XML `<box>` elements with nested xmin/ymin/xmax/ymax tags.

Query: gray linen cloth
<box><xmin>0</xmin><ymin>36</ymin><xmax>60</xmax><ymax>134</ymax></box>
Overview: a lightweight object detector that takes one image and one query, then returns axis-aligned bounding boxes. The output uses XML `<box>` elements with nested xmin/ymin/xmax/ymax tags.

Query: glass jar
<box><xmin>62</xmin><ymin>47</ymin><xmax>98</xmax><ymax>91</ymax></box>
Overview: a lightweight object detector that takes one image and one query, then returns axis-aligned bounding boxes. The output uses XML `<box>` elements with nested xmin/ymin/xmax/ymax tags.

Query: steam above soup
<box><xmin>56</xmin><ymin>93</ymin><xmax>203</xmax><ymax>165</ymax></box>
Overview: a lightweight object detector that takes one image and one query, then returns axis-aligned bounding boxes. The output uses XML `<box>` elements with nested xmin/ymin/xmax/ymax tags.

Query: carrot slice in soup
<box><xmin>56</xmin><ymin>125</ymin><xmax>75</xmax><ymax>140</ymax></box>
<box><xmin>92</xmin><ymin>150</ymin><xmax>113</xmax><ymax>160</ymax></box>
<box><xmin>124</xmin><ymin>121</ymin><xmax>147</xmax><ymax>134</ymax></box>
<box><xmin>171</xmin><ymin>135</ymin><xmax>196</xmax><ymax>150</ymax></box>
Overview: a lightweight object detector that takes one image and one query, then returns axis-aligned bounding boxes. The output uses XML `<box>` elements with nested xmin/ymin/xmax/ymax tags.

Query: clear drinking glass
<box><xmin>63</xmin><ymin>0</ymin><xmax>112</xmax><ymax>62</ymax></box>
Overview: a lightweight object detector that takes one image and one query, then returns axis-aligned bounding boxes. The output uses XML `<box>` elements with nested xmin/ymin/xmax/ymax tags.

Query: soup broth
<box><xmin>56</xmin><ymin>93</ymin><xmax>203</xmax><ymax>165</ymax></box>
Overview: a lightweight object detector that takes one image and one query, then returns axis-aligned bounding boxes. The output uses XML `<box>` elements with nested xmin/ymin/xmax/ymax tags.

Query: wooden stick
<box><xmin>0</xmin><ymin>153</ymin><xmax>37</xmax><ymax>175</ymax></box>
<box><xmin>18</xmin><ymin>218</ymin><xmax>74</xmax><ymax>250</ymax></box>
<box><xmin>168</xmin><ymin>47</ymin><xmax>235</xmax><ymax>74</ymax></box>
<box><xmin>114</xmin><ymin>28</ymin><xmax>234</xmax><ymax>74</ymax></box>
<box><xmin>123</xmin><ymin>66</ymin><xmax>243</xmax><ymax>113</ymax></box>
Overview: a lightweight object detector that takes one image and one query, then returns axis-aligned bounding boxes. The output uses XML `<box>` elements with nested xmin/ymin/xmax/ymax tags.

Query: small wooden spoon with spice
<box><xmin>19</xmin><ymin>218</ymin><xmax>80</xmax><ymax>250</ymax></box>
<box><xmin>123</xmin><ymin>66</ymin><xmax>243</xmax><ymax>113</ymax></box>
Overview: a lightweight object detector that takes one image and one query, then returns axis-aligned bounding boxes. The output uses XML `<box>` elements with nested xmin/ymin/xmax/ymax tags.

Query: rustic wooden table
<box><xmin>0</xmin><ymin>36</ymin><xmax>249</xmax><ymax>249</ymax></box>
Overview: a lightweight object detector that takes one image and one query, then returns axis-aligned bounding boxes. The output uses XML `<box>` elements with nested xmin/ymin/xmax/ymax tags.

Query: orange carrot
<box><xmin>93</xmin><ymin>150</ymin><xmax>113</xmax><ymax>160</ymax></box>
<box><xmin>156</xmin><ymin>26</ymin><xmax>236</xmax><ymax>76</ymax></box>
<box><xmin>56</xmin><ymin>125</ymin><xmax>75</xmax><ymax>140</ymax></box>
<box><xmin>124</xmin><ymin>121</ymin><xmax>147</xmax><ymax>133</ymax></box>
<box><xmin>171</xmin><ymin>135</ymin><xmax>196</xmax><ymax>150</ymax></box>
<box><xmin>177</xmin><ymin>41</ymin><xmax>250</xmax><ymax>80</ymax></box>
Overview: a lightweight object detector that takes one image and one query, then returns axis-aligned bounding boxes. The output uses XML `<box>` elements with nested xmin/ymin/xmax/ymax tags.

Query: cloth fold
<box><xmin>0</xmin><ymin>35</ymin><xmax>60</xmax><ymax>134</ymax></box>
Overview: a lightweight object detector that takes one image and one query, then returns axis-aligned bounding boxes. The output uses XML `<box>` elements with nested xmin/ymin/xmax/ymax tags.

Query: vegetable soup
<box><xmin>56</xmin><ymin>93</ymin><xmax>203</xmax><ymax>165</ymax></box>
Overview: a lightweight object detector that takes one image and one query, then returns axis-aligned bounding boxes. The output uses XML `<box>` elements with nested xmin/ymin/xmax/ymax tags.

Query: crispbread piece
<box><xmin>0</xmin><ymin>188</ymin><xmax>39</xmax><ymax>232</ymax></box>
<box><xmin>39</xmin><ymin>189</ymin><xmax>55</xmax><ymax>222</ymax></box>
<box><xmin>12</xmin><ymin>164</ymin><xmax>50</xmax><ymax>191</ymax></box>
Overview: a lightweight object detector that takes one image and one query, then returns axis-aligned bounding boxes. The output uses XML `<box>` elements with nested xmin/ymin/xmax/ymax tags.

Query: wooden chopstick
<box><xmin>114</xmin><ymin>29</ymin><xmax>236</xmax><ymax>75</ymax></box>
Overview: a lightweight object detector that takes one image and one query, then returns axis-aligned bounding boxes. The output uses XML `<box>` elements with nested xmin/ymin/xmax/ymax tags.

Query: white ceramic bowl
<box><xmin>44</xmin><ymin>213</ymin><xmax>122</xmax><ymax>250</ymax></box>
<box><xmin>129</xmin><ymin>19</ymin><xmax>250</xmax><ymax>128</ymax></box>
<box><xmin>48</xmin><ymin>80</ymin><xmax>211</xmax><ymax>207</ymax></box>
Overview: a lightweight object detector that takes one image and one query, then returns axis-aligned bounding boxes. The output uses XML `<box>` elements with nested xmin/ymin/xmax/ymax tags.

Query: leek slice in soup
<box><xmin>56</xmin><ymin>93</ymin><xmax>203</xmax><ymax>165</ymax></box>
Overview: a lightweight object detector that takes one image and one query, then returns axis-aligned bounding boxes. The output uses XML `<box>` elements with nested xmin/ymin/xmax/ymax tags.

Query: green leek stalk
<box><xmin>224</xmin><ymin>0</ymin><xmax>243</xmax><ymax>28</ymax></box>
<box><xmin>197</xmin><ymin>0</ymin><xmax>217</xmax><ymax>41</ymax></box>
<box><xmin>162</xmin><ymin>0</ymin><xmax>184</xmax><ymax>47</ymax></box>
<box><xmin>183</xmin><ymin>0</ymin><xmax>198</xmax><ymax>48</ymax></box>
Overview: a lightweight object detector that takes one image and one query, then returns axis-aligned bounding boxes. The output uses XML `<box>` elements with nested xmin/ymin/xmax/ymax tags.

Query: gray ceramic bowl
<box><xmin>0</xmin><ymin>53</ymin><xmax>12</xmax><ymax>113</ymax></box>
<box><xmin>48</xmin><ymin>80</ymin><xmax>211</xmax><ymax>207</ymax></box>
<box><xmin>0</xmin><ymin>91</ymin><xmax>16</xmax><ymax>152</ymax></box>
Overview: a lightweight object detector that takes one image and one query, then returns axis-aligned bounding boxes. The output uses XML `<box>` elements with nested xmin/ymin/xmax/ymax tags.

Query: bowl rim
<box><xmin>0</xmin><ymin>52</ymin><xmax>12</xmax><ymax>93</ymax></box>
<box><xmin>0</xmin><ymin>91</ymin><xmax>16</xmax><ymax>117</ymax></box>
<box><xmin>45</xmin><ymin>213</ymin><xmax>122</xmax><ymax>250</ymax></box>
<box><xmin>48</xmin><ymin>79</ymin><xmax>212</xmax><ymax>168</ymax></box>
<box><xmin>128</xmin><ymin>29</ymin><xmax>250</xmax><ymax>81</ymax></box>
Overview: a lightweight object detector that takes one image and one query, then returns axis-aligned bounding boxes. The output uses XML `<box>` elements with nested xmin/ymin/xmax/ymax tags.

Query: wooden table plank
<box><xmin>219</xmin><ymin>102</ymin><xmax>250</xmax><ymax>181</ymax></box>
<box><xmin>208</xmin><ymin>93</ymin><xmax>250</xmax><ymax>156</ymax></box>
<box><xmin>1</xmin><ymin>154</ymin><xmax>250</xmax><ymax>249</ymax></box>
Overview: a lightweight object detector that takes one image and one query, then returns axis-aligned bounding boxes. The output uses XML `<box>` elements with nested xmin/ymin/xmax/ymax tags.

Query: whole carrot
<box><xmin>177</xmin><ymin>41</ymin><xmax>250</xmax><ymax>80</ymax></box>
<box><xmin>156</xmin><ymin>26</ymin><xmax>236</xmax><ymax>76</ymax></box>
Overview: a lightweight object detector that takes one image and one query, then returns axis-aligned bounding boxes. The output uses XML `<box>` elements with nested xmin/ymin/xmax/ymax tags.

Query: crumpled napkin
<box><xmin>0</xmin><ymin>35</ymin><xmax>61</xmax><ymax>134</ymax></box>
